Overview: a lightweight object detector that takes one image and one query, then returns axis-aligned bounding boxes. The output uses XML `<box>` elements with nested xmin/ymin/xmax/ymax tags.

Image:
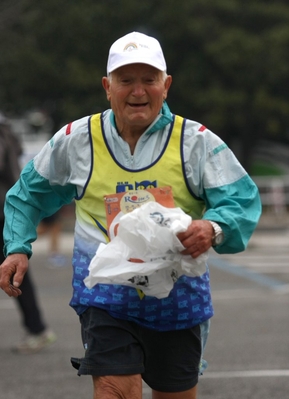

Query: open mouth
<box><xmin>128</xmin><ymin>102</ymin><xmax>148</xmax><ymax>107</ymax></box>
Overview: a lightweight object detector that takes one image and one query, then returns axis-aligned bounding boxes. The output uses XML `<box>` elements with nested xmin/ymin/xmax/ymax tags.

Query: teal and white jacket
<box><xmin>4</xmin><ymin>102</ymin><xmax>261</xmax><ymax>331</ymax></box>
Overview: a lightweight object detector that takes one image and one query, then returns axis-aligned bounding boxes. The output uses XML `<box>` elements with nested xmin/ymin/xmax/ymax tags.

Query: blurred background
<box><xmin>1</xmin><ymin>0</ymin><xmax>289</xmax><ymax>226</ymax></box>
<box><xmin>1</xmin><ymin>2</ymin><xmax>289</xmax><ymax>398</ymax></box>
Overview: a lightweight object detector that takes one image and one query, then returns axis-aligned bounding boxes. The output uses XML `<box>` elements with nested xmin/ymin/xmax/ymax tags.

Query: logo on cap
<box><xmin>123</xmin><ymin>42</ymin><xmax>138</xmax><ymax>51</ymax></box>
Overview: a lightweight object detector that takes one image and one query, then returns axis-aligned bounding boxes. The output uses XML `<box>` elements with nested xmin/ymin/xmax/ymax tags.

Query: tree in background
<box><xmin>0</xmin><ymin>0</ymin><xmax>289</xmax><ymax>171</ymax></box>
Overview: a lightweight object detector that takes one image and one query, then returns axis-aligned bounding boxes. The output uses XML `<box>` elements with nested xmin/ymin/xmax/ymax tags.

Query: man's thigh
<box><xmin>141</xmin><ymin>325</ymin><xmax>202</xmax><ymax>393</ymax></box>
<box><xmin>76</xmin><ymin>308</ymin><xmax>145</xmax><ymax>376</ymax></box>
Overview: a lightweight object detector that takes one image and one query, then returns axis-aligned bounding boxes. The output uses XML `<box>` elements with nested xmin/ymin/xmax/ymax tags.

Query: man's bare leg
<box><xmin>152</xmin><ymin>385</ymin><xmax>198</xmax><ymax>399</ymax></box>
<box><xmin>92</xmin><ymin>374</ymin><xmax>142</xmax><ymax>399</ymax></box>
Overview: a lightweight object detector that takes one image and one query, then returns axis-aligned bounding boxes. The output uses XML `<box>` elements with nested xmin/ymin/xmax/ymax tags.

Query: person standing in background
<box><xmin>37</xmin><ymin>212</ymin><xmax>67</xmax><ymax>267</ymax></box>
<box><xmin>0</xmin><ymin>112</ymin><xmax>56</xmax><ymax>354</ymax></box>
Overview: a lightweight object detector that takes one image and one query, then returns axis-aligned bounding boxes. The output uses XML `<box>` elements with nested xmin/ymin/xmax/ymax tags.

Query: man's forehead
<box><xmin>112</xmin><ymin>63</ymin><xmax>162</xmax><ymax>75</ymax></box>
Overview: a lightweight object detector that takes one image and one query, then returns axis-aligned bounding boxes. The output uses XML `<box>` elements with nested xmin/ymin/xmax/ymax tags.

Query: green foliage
<box><xmin>250</xmin><ymin>161</ymin><xmax>284</xmax><ymax>176</ymax></box>
<box><xmin>0</xmin><ymin>0</ymin><xmax>289</xmax><ymax>169</ymax></box>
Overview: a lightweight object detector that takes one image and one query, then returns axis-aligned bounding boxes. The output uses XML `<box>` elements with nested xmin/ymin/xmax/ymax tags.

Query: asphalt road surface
<box><xmin>1</xmin><ymin>227</ymin><xmax>288</xmax><ymax>399</ymax></box>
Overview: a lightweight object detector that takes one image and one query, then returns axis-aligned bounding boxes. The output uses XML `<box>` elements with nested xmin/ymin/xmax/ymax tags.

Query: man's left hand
<box><xmin>177</xmin><ymin>220</ymin><xmax>214</xmax><ymax>259</ymax></box>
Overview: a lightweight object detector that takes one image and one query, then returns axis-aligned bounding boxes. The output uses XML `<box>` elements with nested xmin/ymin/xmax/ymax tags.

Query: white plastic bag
<box><xmin>84</xmin><ymin>202</ymin><xmax>208</xmax><ymax>298</ymax></box>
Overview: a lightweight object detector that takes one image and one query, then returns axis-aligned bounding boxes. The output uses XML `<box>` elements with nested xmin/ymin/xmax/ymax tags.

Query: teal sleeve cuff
<box><xmin>4</xmin><ymin>242</ymin><xmax>32</xmax><ymax>259</ymax></box>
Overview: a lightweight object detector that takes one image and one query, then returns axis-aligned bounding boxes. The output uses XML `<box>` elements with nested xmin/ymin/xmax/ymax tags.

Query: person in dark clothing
<box><xmin>0</xmin><ymin>113</ymin><xmax>56</xmax><ymax>353</ymax></box>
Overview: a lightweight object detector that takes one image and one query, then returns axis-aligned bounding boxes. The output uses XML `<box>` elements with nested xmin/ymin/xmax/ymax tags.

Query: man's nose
<box><xmin>131</xmin><ymin>82</ymin><xmax>145</xmax><ymax>96</ymax></box>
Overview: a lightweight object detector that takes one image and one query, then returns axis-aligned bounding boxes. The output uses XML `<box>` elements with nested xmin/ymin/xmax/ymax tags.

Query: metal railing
<box><xmin>252</xmin><ymin>176</ymin><xmax>289</xmax><ymax>214</ymax></box>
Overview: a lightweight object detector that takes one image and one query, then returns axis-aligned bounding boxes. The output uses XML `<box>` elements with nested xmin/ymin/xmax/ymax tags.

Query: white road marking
<box><xmin>202</xmin><ymin>369</ymin><xmax>289</xmax><ymax>379</ymax></box>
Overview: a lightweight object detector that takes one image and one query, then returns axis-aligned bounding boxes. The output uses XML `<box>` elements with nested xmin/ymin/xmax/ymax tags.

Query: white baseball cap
<box><xmin>107</xmin><ymin>31</ymin><xmax>167</xmax><ymax>74</ymax></box>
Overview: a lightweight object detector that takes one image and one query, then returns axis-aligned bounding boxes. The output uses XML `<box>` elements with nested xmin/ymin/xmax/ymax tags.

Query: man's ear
<box><xmin>102</xmin><ymin>77</ymin><xmax>111</xmax><ymax>101</ymax></box>
<box><xmin>163</xmin><ymin>75</ymin><xmax>172</xmax><ymax>100</ymax></box>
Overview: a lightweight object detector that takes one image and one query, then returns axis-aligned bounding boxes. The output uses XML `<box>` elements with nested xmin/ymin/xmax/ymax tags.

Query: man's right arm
<box><xmin>1</xmin><ymin>116</ymin><xmax>89</xmax><ymax>295</ymax></box>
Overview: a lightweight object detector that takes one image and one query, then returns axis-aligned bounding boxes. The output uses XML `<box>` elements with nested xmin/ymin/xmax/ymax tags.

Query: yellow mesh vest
<box><xmin>75</xmin><ymin>113</ymin><xmax>205</xmax><ymax>241</ymax></box>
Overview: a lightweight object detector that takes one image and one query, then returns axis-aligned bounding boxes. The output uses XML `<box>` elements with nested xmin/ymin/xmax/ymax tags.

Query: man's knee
<box><xmin>93</xmin><ymin>374</ymin><xmax>142</xmax><ymax>399</ymax></box>
<box><xmin>152</xmin><ymin>385</ymin><xmax>198</xmax><ymax>399</ymax></box>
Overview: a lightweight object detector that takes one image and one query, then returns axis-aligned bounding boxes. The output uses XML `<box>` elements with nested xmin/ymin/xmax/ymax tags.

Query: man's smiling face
<box><xmin>102</xmin><ymin>63</ymin><xmax>172</xmax><ymax>135</ymax></box>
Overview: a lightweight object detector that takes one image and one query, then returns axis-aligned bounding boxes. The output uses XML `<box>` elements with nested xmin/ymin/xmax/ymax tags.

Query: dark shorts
<box><xmin>71</xmin><ymin>307</ymin><xmax>202</xmax><ymax>393</ymax></box>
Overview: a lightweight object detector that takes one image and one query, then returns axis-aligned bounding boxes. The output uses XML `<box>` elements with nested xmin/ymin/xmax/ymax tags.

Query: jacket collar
<box><xmin>109</xmin><ymin>101</ymin><xmax>173</xmax><ymax>135</ymax></box>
